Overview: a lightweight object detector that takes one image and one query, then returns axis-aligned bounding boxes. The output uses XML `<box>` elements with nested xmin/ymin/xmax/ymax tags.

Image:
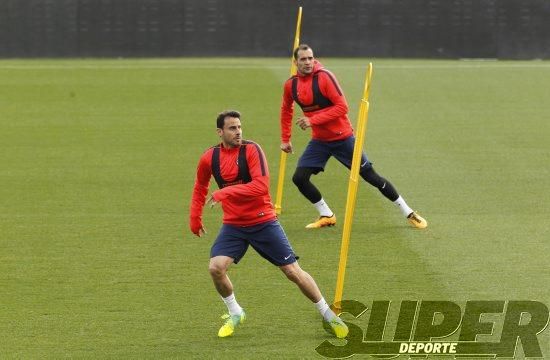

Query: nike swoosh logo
<box><xmin>361</xmin><ymin>160</ymin><xmax>368</xmax><ymax>167</ymax></box>
<box><xmin>284</xmin><ymin>254</ymin><xmax>292</xmax><ymax>260</ymax></box>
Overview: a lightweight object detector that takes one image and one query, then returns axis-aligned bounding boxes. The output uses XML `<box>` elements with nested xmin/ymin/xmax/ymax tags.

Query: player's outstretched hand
<box><xmin>190</xmin><ymin>218</ymin><xmax>207</xmax><ymax>237</ymax></box>
<box><xmin>206</xmin><ymin>195</ymin><xmax>218</xmax><ymax>208</ymax></box>
<box><xmin>196</xmin><ymin>226</ymin><xmax>206</xmax><ymax>237</ymax></box>
<box><xmin>280</xmin><ymin>142</ymin><xmax>293</xmax><ymax>154</ymax></box>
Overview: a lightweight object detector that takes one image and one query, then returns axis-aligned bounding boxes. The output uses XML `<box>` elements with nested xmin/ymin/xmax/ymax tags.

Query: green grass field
<box><xmin>1</xmin><ymin>58</ymin><xmax>549</xmax><ymax>359</ymax></box>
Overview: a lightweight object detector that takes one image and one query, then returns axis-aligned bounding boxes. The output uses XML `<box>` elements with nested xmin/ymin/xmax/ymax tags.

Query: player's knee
<box><xmin>281</xmin><ymin>264</ymin><xmax>302</xmax><ymax>283</ymax></box>
<box><xmin>292</xmin><ymin>169</ymin><xmax>310</xmax><ymax>187</ymax></box>
<box><xmin>361</xmin><ymin>167</ymin><xmax>384</xmax><ymax>188</ymax></box>
<box><xmin>285</xmin><ymin>269</ymin><xmax>300</xmax><ymax>283</ymax></box>
<box><xmin>208</xmin><ymin>263</ymin><xmax>226</xmax><ymax>279</ymax></box>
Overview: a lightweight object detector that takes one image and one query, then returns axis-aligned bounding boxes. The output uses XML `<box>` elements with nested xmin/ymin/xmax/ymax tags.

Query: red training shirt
<box><xmin>280</xmin><ymin>60</ymin><xmax>354</xmax><ymax>143</ymax></box>
<box><xmin>189</xmin><ymin>140</ymin><xmax>276</xmax><ymax>231</ymax></box>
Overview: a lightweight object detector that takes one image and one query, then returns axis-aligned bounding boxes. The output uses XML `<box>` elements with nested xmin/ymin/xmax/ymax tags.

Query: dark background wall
<box><xmin>1</xmin><ymin>0</ymin><xmax>549</xmax><ymax>59</ymax></box>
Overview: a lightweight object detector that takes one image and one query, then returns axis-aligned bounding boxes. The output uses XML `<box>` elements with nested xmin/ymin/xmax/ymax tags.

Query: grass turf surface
<box><xmin>1</xmin><ymin>58</ymin><xmax>549</xmax><ymax>358</ymax></box>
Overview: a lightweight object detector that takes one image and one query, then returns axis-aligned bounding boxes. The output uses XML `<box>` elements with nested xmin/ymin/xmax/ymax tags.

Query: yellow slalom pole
<box><xmin>275</xmin><ymin>6</ymin><xmax>302</xmax><ymax>215</ymax></box>
<box><xmin>333</xmin><ymin>63</ymin><xmax>373</xmax><ymax>309</ymax></box>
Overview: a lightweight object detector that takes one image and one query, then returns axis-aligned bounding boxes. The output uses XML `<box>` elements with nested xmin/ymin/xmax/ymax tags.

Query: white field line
<box><xmin>1</xmin><ymin>62</ymin><xmax>550</xmax><ymax>70</ymax></box>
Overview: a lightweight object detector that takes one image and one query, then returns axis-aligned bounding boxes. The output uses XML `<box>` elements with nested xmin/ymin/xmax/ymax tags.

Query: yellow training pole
<box><xmin>333</xmin><ymin>63</ymin><xmax>373</xmax><ymax>309</ymax></box>
<box><xmin>275</xmin><ymin>6</ymin><xmax>302</xmax><ymax>215</ymax></box>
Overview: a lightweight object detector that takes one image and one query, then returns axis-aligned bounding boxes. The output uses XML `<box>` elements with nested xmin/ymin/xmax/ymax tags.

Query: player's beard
<box><xmin>224</xmin><ymin>136</ymin><xmax>241</xmax><ymax>148</ymax></box>
<box><xmin>299</xmin><ymin>64</ymin><xmax>313</xmax><ymax>74</ymax></box>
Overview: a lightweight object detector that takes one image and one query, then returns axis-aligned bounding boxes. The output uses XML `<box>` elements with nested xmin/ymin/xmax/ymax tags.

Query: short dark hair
<box><xmin>293</xmin><ymin>44</ymin><xmax>312</xmax><ymax>59</ymax></box>
<box><xmin>216</xmin><ymin>110</ymin><xmax>241</xmax><ymax>129</ymax></box>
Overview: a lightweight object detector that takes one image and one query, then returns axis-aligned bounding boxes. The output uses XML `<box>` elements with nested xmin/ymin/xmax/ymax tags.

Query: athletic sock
<box><xmin>313</xmin><ymin>198</ymin><xmax>333</xmax><ymax>217</ymax></box>
<box><xmin>323</xmin><ymin>308</ymin><xmax>339</xmax><ymax>322</ymax></box>
<box><xmin>315</xmin><ymin>298</ymin><xmax>334</xmax><ymax>321</ymax></box>
<box><xmin>394</xmin><ymin>195</ymin><xmax>414</xmax><ymax>217</ymax></box>
<box><xmin>222</xmin><ymin>293</ymin><xmax>243</xmax><ymax>316</ymax></box>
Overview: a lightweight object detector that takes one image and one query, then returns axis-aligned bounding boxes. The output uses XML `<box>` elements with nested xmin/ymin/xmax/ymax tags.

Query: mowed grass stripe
<box><xmin>1</xmin><ymin>58</ymin><xmax>549</xmax><ymax>358</ymax></box>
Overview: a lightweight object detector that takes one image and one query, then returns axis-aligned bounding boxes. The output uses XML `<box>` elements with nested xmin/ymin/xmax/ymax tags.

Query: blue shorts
<box><xmin>210</xmin><ymin>220</ymin><xmax>298</xmax><ymax>266</ymax></box>
<box><xmin>297</xmin><ymin>136</ymin><xmax>372</xmax><ymax>172</ymax></box>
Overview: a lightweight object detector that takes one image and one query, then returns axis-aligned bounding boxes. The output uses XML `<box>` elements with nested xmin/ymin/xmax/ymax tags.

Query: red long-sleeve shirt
<box><xmin>189</xmin><ymin>140</ymin><xmax>276</xmax><ymax>231</ymax></box>
<box><xmin>280</xmin><ymin>60</ymin><xmax>353</xmax><ymax>143</ymax></box>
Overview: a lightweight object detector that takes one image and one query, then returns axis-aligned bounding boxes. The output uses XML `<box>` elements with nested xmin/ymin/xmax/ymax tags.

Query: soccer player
<box><xmin>279</xmin><ymin>44</ymin><xmax>427</xmax><ymax>229</ymax></box>
<box><xmin>189</xmin><ymin>110</ymin><xmax>348</xmax><ymax>338</ymax></box>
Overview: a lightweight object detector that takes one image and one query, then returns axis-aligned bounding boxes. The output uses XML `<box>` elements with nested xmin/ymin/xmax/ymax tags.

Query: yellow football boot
<box><xmin>407</xmin><ymin>211</ymin><xmax>428</xmax><ymax>229</ymax></box>
<box><xmin>218</xmin><ymin>311</ymin><xmax>246</xmax><ymax>338</ymax></box>
<box><xmin>323</xmin><ymin>317</ymin><xmax>349</xmax><ymax>339</ymax></box>
<box><xmin>305</xmin><ymin>214</ymin><xmax>336</xmax><ymax>229</ymax></box>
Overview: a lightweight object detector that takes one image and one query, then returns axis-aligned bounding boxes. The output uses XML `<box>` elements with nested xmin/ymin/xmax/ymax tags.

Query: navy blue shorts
<box><xmin>297</xmin><ymin>136</ymin><xmax>372</xmax><ymax>172</ymax></box>
<box><xmin>210</xmin><ymin>220</ymin><xmax>298</xmax><ymax>266</ymax></box>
